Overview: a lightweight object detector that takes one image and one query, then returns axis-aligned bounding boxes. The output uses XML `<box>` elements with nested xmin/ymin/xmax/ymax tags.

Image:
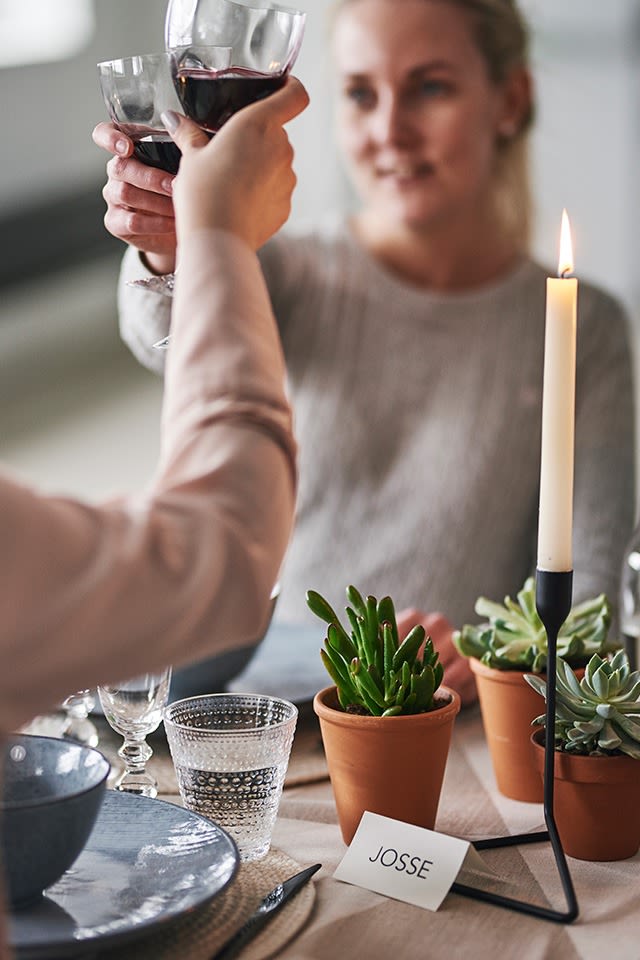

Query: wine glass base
<box><xmin>127</xmin><ymin>273</ymin><xmax>175</xmax><ymax>296</ymax></box>
<box><xmin>113</xmin><ymin>770</ymin><xmax>158</xmax><ymax>799</ymax></box>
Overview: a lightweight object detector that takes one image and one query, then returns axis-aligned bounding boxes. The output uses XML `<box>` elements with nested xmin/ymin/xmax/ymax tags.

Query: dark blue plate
<box><xmin>9</xmin><ymin>790</ymin><xmax>238</xmax><ymax>958</ymax></box>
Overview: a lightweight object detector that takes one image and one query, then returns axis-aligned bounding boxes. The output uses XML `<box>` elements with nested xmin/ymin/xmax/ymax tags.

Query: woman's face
<box><xmin>332</xmin><ymin>0</ymin><xmax>515</xmax><ymax>232</ymax></box>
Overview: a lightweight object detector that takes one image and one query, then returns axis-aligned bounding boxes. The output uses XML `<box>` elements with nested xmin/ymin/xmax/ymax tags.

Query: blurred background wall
<box><xmin>1</xmin><ymin>0</ymin><xmax>639</xmax><ymax>500</ymax></box>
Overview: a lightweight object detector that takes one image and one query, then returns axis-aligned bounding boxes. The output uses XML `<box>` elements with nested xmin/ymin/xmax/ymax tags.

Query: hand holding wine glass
<box><xmin>96</xmin><ymin>49</ymin><xmax>230</xmax><ymax>298</ymax></box>
<box><xmin>92</xmin><ymin>1</ymin><xmax>306</xmax><ymax>335</ymax></box>
<box><xmin>167</xmin><ymin>75</ymin><xmax>309</xmax><ymax>249</ymax></box>
<box><xmin>134</xmin><ymin>0</ymin><xmax>306</xmax><ymax>347</ymax></box>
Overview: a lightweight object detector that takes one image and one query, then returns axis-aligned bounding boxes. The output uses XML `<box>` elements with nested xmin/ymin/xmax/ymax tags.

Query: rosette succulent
<box><xmin>306</xmin><ymin>585</ymin><xmax>443</xmax><ymax>717</ymax></box>
<box><xmin>452</xmin><ymin>576</ymin><xmax>613</xmax><ymax>672</ymax></box>
<box><xmin>525</xmin><ymin>650</ymin><xmax>640</xmax><ymax>758</ymax></box>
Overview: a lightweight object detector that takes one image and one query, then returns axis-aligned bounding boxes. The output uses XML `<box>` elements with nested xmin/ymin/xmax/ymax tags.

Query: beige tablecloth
<box><xmin>89</xmin><ymin>707</ymin><xmax>640</xmax><ymax>958</ymax></box>
<box><xmin>270</xmin><ymin>708</ymin><xmax>640</xmax><ymax>960</ymax></box>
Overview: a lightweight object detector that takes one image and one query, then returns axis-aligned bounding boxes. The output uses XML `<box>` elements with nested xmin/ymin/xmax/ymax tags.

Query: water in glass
<box><xmin>164</xmin><ymin>693</ymin><xmax>297</xmax><ymax>860</ymax></box>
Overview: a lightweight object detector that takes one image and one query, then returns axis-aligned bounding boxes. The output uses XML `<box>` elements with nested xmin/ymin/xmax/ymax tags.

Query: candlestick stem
<box><xmin>534</xmin><ymin>569</ymin><xmax>577</xmax><ymax>920</ymax></box>
<box><xmin>452</xmin><ymin>569</ymin><xmax>578</xmax><ymax>923</ymax></box>
<box><xmin>535</xmin><ymin>570</ymin><xmax>572</xmax><ymax>815</ymax></box>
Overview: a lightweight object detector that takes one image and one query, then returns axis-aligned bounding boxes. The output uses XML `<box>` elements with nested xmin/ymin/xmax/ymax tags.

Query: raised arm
<box><xmin>0</xmin><ymin>78</ymin><xmax>309</xmax><ymax>734</ymax></box>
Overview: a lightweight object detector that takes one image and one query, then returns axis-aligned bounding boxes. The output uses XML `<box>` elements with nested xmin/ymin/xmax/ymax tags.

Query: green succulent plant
<box><xmin>452</xmin><ymin>576</ymin><xmax>613</xmax><ymax>672</ymax></box>
<box><xmin>306</xmin><ymin>585</ymin><xmax>444</xmax><ymax>717</ymax></box>
<box><xmin>525</xmin><ymin>651</ymin><xmax>640</xmax><ymax>758</ymax></box>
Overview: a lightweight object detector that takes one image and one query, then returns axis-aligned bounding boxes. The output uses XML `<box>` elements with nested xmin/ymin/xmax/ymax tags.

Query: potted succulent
<box><xmin>308</xmin><ymin>585</ymin><xmax>460</xmax><ymax>844</ymax></box>
<box><xmin>526</xmin><ymin>650</ymin><xmax>640</xmax><ymax>860</ymax></box>
<box><xmin>453</xmin><ymin>576</ymin><xmax>613</xmax><ymax>802</ymax></box>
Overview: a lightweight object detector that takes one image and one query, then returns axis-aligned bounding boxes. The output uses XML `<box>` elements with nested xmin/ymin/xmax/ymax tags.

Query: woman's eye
<box><xmin>345</xmin><ymin>86</ymin><xmax>376</xmax><ymax>109</ymax></box>
<box><xmin>419</xmin><ymin>79</ymin><xmax>449</xmax><ymax>97</ymax></box>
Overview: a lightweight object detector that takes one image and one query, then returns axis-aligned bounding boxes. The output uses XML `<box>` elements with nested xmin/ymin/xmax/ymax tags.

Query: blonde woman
<box><xmin>94</xmin><ymin>0</ymin><xmax>635</xmax><ymax>705</ymax></box>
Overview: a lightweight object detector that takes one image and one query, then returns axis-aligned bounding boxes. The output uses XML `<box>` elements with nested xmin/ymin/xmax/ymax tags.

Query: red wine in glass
<box><xmin>133</xmin><ymin>137</ymin><xmax>181</xmax><ymax>175</ymax></box>
<box><xmin>175</xmin><ymin>66</ymin><xmax>286</xmax><ymax>133</ymax></box>
<box><xmin>118</xmin><ymin>123</ymin><xmax>182</xmax><ymax>174</ymax></box>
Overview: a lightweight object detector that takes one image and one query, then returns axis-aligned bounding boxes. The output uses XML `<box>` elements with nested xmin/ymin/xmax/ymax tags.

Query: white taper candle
<box><xmin>537</xmin><ymin>210</ymin><xmax>577</xmax><ymax>572</ymax></box>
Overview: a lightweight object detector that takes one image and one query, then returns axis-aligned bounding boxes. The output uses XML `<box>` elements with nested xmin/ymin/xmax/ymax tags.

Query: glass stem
<box><xmin>118</xmin><ymin>737</ymin><xmax>153</xmax><ymax>774</ymax></box>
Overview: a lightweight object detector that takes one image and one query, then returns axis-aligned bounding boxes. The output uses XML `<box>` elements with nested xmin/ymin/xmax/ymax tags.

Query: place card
<box><xmin>333</xmin><ymin>812</ymin><xmax>494</xmax><ymax>911</ymax></box>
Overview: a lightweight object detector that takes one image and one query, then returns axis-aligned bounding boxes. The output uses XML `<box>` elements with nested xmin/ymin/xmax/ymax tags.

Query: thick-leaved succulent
<box><xmin>452</xmin><ymin>576</ymin><xmax>613</xmax><ymax>672</ymax></box>
<box><xmin>525</xmin><ymin>650</ymin><xmax>640</xmax><ymax>758</ymax></box>
<box><xmin>306</xmin><ymin>585</ymin><xmax>443</xmax><ymax>716</ymax></box>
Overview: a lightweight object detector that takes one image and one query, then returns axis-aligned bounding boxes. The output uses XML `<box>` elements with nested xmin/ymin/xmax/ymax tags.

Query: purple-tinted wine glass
<box><xmin>166</xmin><ymin>0</ymin><xmax>306</xmax><ymax>134</ymax></box>
<box><xmin>143</xmin><ymin>1</ymin><xmax>306</xmax><ymax>334</ymax></box>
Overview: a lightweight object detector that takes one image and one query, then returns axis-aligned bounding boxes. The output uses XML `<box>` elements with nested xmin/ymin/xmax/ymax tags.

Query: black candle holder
<box><xmin>451</xmin><ymin>569</ymin><xmax>579</xmax><ymax>923</ymax></box>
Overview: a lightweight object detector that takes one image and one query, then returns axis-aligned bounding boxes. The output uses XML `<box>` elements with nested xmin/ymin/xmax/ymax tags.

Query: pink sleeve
<box><xmin>0</xmin><ymin>230</ymin><xmax>296</xmax><ymax>733</ymax></box>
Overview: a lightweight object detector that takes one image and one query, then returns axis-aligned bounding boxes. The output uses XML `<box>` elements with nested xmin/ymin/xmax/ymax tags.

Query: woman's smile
<box><xmin>375</xmin><ymin>159</ymin><xmax>434</xmax><ymax>184</ymax></box>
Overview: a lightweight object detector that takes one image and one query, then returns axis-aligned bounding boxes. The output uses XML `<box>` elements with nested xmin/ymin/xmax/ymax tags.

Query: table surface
<box><xmin>75</xmin><ymin>706</ymin><xmax>640</xmax><ymax>959</ymax></box>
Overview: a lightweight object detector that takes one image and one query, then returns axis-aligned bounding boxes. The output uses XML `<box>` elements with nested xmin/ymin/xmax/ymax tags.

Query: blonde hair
<box><xmin>330</xmin><ymin>0</ymin><xmax>534</xmax><ymax>251</ymax></box>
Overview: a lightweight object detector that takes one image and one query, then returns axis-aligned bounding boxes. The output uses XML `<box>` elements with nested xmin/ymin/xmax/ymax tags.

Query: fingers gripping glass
<box><xmin>97</xmin><ymin>51</ymin><xmax>230</xmax><ymax>300</ymax></box>
<box><xmin>97</xmin><ymin>53</ymin><xmax>186</xmax><ymax>174</ymax></box>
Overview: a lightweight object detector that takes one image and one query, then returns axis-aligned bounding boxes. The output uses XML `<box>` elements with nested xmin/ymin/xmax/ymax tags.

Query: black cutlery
<box><xmin>211</xmin><ymin>862</ymin><xmax>322</xmax><ymax>960</ymax></box>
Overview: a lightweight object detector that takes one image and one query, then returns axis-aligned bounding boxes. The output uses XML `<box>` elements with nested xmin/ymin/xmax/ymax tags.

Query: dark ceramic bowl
<box><xmin>1</xmin><ymin>734</ymin><xmax>110</xmax><ymax>907</ymax></box>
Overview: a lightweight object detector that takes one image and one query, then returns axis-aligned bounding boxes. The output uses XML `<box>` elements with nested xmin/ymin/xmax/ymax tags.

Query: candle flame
<box><xmin>558</xmin><ymin>209</ymin><xmax>574</xmax><ymax>278</ymax></box>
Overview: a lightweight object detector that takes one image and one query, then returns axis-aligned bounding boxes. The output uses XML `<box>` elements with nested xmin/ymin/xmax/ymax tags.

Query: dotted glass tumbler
<box><xmin>163</xmin><ymin>693</ymin><xmax>297</xmax><ymax>861</ymax></box>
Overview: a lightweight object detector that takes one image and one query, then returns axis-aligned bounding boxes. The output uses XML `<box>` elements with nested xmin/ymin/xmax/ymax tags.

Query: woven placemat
<box><xmin>97</xmin><ymin>848</ymin><xmax>316</xmax><ymax>960</ymax></box>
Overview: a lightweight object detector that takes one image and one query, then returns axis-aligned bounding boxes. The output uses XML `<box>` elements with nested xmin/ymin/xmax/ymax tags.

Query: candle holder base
<box><xmin>451</xmin><ymin>570</ymin><xmax>578</xmax><ymax>924</ymax></box>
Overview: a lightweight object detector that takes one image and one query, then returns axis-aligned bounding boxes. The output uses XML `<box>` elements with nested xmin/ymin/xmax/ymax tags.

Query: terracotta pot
<box><xmin>313</xmin><ymin>685</ymin><xmax>460</xmax><ymax>844</ymax></box>
<box><xmin>531</xmin><ymin>729</ymin><xmax>640</xmax><ymax>861</ymax></box>
<box><xmin>471</xmin><ymin>660</ymin><xmax>588</xmax><ymax>803</ymax></box>
<box><xmin>470</xmin><ymin>658</ymin><xmax>546</xmax><ymax>802</ymax></box>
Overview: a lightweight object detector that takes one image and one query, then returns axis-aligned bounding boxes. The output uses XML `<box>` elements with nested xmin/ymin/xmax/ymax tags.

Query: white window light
<box><xmin>0</xmin><ymin>0</ymin><xmax>95</xmax><ymax>68</ymax></box>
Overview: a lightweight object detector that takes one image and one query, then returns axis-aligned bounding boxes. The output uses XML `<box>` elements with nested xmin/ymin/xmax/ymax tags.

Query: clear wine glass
<box><xmin>97</xmin><ymin>51</ymin><xmax>227</xmax><ymax>300</ymax></box>
<box><xmin>97</xmin><ymin>667</ymin><xmax>172</xmax><ymax>798</ymax></box>
<box><xmin>151</xmin><ymin>0</ymin><xmax>306</xmax><ymax>347</ymax></box>
<box><xmin>60</xmin><ymin>689</ymin><xmax>99</xmax><ymax>747</ymax></box>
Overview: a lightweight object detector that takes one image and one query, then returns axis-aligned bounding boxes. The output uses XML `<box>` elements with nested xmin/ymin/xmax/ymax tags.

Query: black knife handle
<box><xmin>212</xmin><ymin>863</ymin><xmax>321</xmax><ymax>960</ymax></box>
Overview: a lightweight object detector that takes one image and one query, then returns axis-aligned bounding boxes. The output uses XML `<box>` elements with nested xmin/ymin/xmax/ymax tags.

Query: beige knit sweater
<box><xmin>119</xmin><ymin>219</ymin><xmax>635</xmax><ymax>633</ymax></box>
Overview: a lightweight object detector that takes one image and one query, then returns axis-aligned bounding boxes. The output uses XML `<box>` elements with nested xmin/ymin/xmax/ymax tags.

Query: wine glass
<box><xmin>60</xmin><ymin>689</ymin><xmax>99</xmax><ymax>747</ymax></box>
<box><xmin>150</xmin><ymin>0</ymin><xmax>306</xmax><ymax>347</ymax></box>
<box><xmin>167</xmin><ymin>0</ymin><xmax>306</xmax><ymax>134</ymax></box>
<box><xmin>97</xmin><ymin>53</ymin><xmax>185</xmax><ymax>174</ymax></box>
<box><xmin>97</xmin><ymin>51</ymin><xmax>227</xmax><ymax>299</ymax></box>
<box><xmin>97</xmin><ymin>667</ymin><xmax>172</xmax><ymax>798</ymax></box>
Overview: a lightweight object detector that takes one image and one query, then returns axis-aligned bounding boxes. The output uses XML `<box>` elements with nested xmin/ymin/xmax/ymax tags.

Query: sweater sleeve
<box><xmin>118</xmin><ymin>245</ymin><xmax>171</xmax><ymax>375</ymax></box>
<box><xmin>118</xmin><ymin>231</ymin><xmax>309</xmax><ymax>376</ymax></box>
<box><xmin>572</xmin><ymin>285</ymin><xmax>636</xmax><ymax>620</ymax></box>
<box><xmin>0</xmin><ymin>229</ymin><xmax>296</xmax><ymax>734</ymax></box>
